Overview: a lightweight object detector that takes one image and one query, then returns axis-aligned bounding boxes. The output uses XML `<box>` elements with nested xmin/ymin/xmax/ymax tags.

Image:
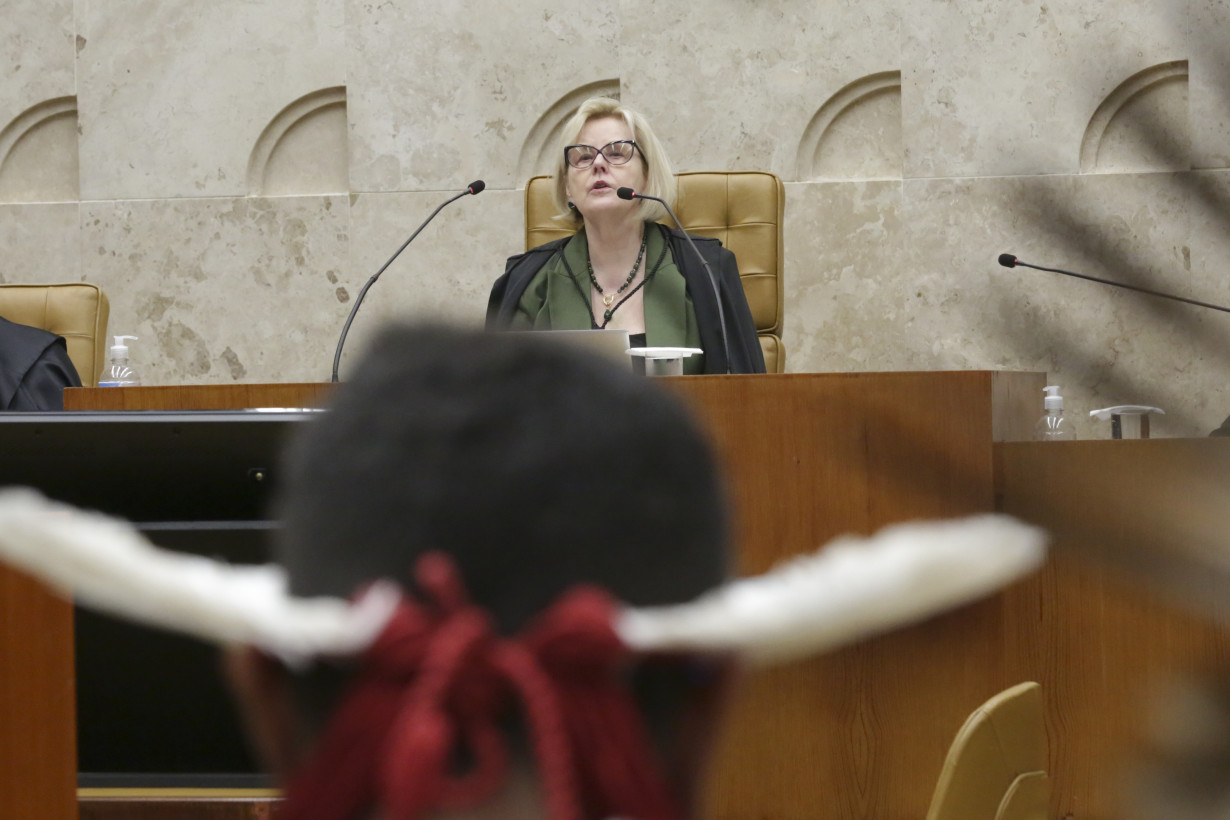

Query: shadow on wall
<box><xmin>999</xmin><ymin>56</ymin><xmax>1226</xmax><ymax>435</ymax></box>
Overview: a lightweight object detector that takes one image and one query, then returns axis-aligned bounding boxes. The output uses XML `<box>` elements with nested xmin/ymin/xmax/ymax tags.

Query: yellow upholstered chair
<box><xmin>925</xmin><ymin>681</ymin><xmax>1050</xmax><ymax>820</ymax></box>
<box><xmin>0</xmin><ymin>283</ymin><xmax>110</xmax><ymax>387</ymax></box>
<box><xmin>524</xmin><ymin>171</ymin><xmax>786</xmax><ymax>373</ymax></box>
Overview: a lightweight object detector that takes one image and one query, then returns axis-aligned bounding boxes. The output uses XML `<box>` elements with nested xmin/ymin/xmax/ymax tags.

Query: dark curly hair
<box><xmin>275</xmin><ymin>322</ymin><xmax>730</xmax><ymax>634</ymax></box>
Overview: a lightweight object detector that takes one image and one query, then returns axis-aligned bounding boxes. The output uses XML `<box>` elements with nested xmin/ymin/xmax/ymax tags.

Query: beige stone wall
<box><xmin>2</xmin><ymin>0</ymin><xmax>1228</xmax><ymax>437</ymax></box>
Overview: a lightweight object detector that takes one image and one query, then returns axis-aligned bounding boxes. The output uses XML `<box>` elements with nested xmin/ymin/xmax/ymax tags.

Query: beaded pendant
<box><xmin>588</xmin><ymin>230</ymin><xmax>648</xmax><ymax>320</ymax></box>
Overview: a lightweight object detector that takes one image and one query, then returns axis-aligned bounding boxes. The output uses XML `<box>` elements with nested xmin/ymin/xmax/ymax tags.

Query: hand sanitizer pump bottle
<box><xmin>1034</xmin><ymin>385</ymin><xmax>1076</xmax><ymax>441</ymax></box>
<box><xmin>98</xmin><ymin>335</ymin><xmax>142</xmax><ymax>387</ymax></box>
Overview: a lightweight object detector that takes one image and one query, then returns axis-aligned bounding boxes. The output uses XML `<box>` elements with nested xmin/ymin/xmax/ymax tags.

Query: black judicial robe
<box><xmin>0</xmin><ymin>316</ymin><xmax>82</xmax><ymax>411</ymax></box>
<box><xmin>488</xmin><ymin>225</ymin><xmax>766</xmax><ymax>375</ymax></box>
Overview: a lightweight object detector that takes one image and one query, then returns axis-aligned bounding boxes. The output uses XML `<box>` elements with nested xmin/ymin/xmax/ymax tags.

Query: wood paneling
<box><xmin>63</xmin><ymin>383</ymin><xmax>333</xmax><ymax>411</ymax></box>
<box><xmin>669</xmin><ymin>372</ymin><xmax>1042</xmax><ymax>820</ymax></box>
<box><xmin>50</xmin><ymin>374</ymin><xmax>1230</xmax><ymax>820</ymax></box>
<box><xmin>51</xmin><ymin>374</ymin><xmax>1043</xmax><ymax>820</ymax></box>
<box><xmin>0</xmin><ymin>565</ymin><xmax>77</xmax><ymax>820</ymax></box>
<box><xmin>996</xmin><ymin>439</ymin><xmax>1230</xmax><ymax>820</ymax></box>
<box><xmin>79</xmin><ymin>794</ymin><xmax>278</xmax><ymax>820</ymax></box>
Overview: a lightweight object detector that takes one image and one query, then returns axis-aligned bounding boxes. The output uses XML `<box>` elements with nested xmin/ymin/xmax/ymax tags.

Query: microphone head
<box><xmin>998</xmin><ymin>253</ymin><xmax>1018</xmax><ymax>268</ymax></box>
<box><xmin>616</xmin><ymin>187</ymin><xmax>636</xmax><ymax>200</ymax></box>
<box><xmin>467</xmin><ymin>180</ymin><xmax>486</xmax><ymax>195</ymax></box>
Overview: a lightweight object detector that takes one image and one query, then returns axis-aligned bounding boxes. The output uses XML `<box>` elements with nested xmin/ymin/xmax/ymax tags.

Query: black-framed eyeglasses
<box><xmin>564</xmin><ymin>140</ymin><xmax>639</xmax><ymax>169</ymax></box>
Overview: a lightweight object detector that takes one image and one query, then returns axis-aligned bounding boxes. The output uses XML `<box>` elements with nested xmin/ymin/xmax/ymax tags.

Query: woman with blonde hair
<box><xmin>487</xmin><ymin>97</ymin><xmax>765</xmax><ymax>374</ymax></box>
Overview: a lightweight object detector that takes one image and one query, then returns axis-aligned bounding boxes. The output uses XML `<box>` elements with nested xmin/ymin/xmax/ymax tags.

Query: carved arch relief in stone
<box><xmin>517</xmin><ymin>79</ymin><xmax>620</xmax><ymax>183</ymax></box>
<box><xmin>0</xmin><ymin>97</ymin><xmax>80</xmax><ymax>204</ymax></box>
<box><xmin>1080</xmin><ymin>61</ymin><xmax>1191</xmax><ymax>173</ymax></box>
<box><xmin>247</xmin><ymin>87</ymin><xmax>348</xmax><ymax>197</ymax></box>
<box><xmin>797</xmin><ymin>71</ymin><xmax>902</xmax><ymax>182</ymax></box>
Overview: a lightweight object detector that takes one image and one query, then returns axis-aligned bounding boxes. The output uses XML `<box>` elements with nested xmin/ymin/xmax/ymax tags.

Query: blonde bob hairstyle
<box><xmin>551</xmin><ymin>97</ymin><xmax>677</xmax><ymax>229</ymax></box>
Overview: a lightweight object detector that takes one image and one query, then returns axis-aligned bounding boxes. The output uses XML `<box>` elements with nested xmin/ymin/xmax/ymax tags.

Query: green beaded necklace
<box><xmin>587</xmin><ymin>228</ymin><xmax>648</xmax><ymax>325</ymax></box>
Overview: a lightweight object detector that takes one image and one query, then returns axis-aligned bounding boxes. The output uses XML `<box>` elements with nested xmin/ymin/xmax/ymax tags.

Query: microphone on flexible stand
<box><xmin>331</xmin><ymin>180</ymin><xmax>486</xmax><ymax>382</ymax></box>
<box><xmin>998</xmin><ymin>253</ymin><xmax>1230</xmax><ymax>314</ymax></box>
<box><xmin>616</xmin><ymin>186</ymin><xmax>731</xmax><ymax>373</ymax></box>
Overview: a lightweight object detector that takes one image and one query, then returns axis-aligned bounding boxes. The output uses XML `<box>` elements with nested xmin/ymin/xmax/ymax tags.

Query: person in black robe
<box><xmin>0</xmin><ymin>315</ymin><xmax>82</xmax><ymax>411</ymax></box>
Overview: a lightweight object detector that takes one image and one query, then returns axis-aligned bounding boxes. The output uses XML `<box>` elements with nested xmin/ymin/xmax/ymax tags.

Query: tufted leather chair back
<box><xmin>525</xmin><ymin>171</ymin><xmax>785</xmax><ymax>373</ymax></box>
<box><xmin>0</xmin><ymin>283</ymin><xmax>110</xmax><ymax>386</ymax></box>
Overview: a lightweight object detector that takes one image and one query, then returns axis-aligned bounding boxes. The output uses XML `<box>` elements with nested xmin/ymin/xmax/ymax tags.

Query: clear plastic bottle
<box><xmin>1034</xmin><ymin>385</ymin><xmax>1076</xmax><ymax>441</ymax></box>
<box><xmin>97</xmin><ymin>335</ymin><xmax>142</xmax><ymax>387</ymax></box>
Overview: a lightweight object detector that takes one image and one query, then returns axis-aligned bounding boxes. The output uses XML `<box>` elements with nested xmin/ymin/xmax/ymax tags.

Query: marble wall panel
<box><xmin>892</xmin><ymin>171</ymin><xmax>1230</xmax><ymax>439</ymax></box>
<box><xmin>779</xmin><ymin>171</ymin><xmax>1230</xmax><ymax>439</ymax></box>
<box><xmin>337</xmin><ymin>188</ymin><xmax>521</xmax><ymax>375</ymax></box>
<box><xmin>1182</xmin><ymin>0</ymin><xmax>1230</xmax><ymax>168</ymax></box>
<box><xmin>1185</xmin><ymin>170</ymin><xmax>1230</xmax><ymax>300</ymax></box>
<box><xmin>345</xmin><ymin>0</ymin><xmax>619</xmax><ymax>193</ymax></box>
<box><xmin>1180</xmin><ymin>169</ymin><xmax>1230</xmax><ymax>429</ymax></box>
<box><xmin>79</xmin><ymin>195</ymin><xmax>349</xmax><ymax>384</ymax></box>
<box><xmin>0</xmin><ymin>202</ymin><xmax>79</xmax><ymax>283</ymax></box>
<box><xmin>75</xmin><ymin>0</ymin><xmax>345</xmax><ymax>200</ymax></box>
<box><xmin>619</xmin><ymin>1</ymin><xmax>899</xmax><ymax>181</ymax></box>
<box><xmin>901</xmin><ymin>0</ymin><xmax>1190</xmax><ymax>179</ymax></box>
<box><xmin>784</xmin><ymin>180</ymin><xmax>907</xmax><ymax>373</ymax></box>
<box><xmin>0</xmin><ymin>0</ymin><xmax>75</xmax><ymax>120</ymax></box>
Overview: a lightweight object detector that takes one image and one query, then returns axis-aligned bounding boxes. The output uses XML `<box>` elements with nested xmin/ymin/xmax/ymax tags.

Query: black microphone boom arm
<box><xmin>331</xmin><ymin>181</ymin><xmax>485</xmax><ymax>381</ymax></box>
<box><xmin>998</xmin><ymin>252</ymin><xmax>1230</xmax><ymax>315</ymax></box>
<box><xmin>616</xmin><ymin>186</ymin><xmax>732</xmax><ymax>373</ymax></box>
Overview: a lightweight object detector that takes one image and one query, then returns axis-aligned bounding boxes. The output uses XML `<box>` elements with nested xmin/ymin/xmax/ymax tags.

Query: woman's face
<box><xmin>564</xmin><ymin>115</ymin><xmax>647</xmax><ymax>226</ymax></box>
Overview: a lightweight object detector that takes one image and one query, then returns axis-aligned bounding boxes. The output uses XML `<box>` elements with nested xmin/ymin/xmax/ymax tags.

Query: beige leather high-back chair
<box><xmin>925</xmin><ymin>681</ymin><xmax>1050</xmax><ymax>820</ymax></box>
<box><xmin>525</xmin><ymin>171</ymin><xmax>786</xmax><ymax>373</ymax></box>
<box><xmin>0</xmin><ymin>283</ymin><xmax>110</xmax><ymax>387</ymax></box>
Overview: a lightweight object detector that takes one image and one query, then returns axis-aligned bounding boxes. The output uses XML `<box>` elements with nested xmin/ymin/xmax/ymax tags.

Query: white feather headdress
<box><xmin>0</xmin><ymin>488</ymin><xmax>1045</xmax><ymax>667</ymax></box>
